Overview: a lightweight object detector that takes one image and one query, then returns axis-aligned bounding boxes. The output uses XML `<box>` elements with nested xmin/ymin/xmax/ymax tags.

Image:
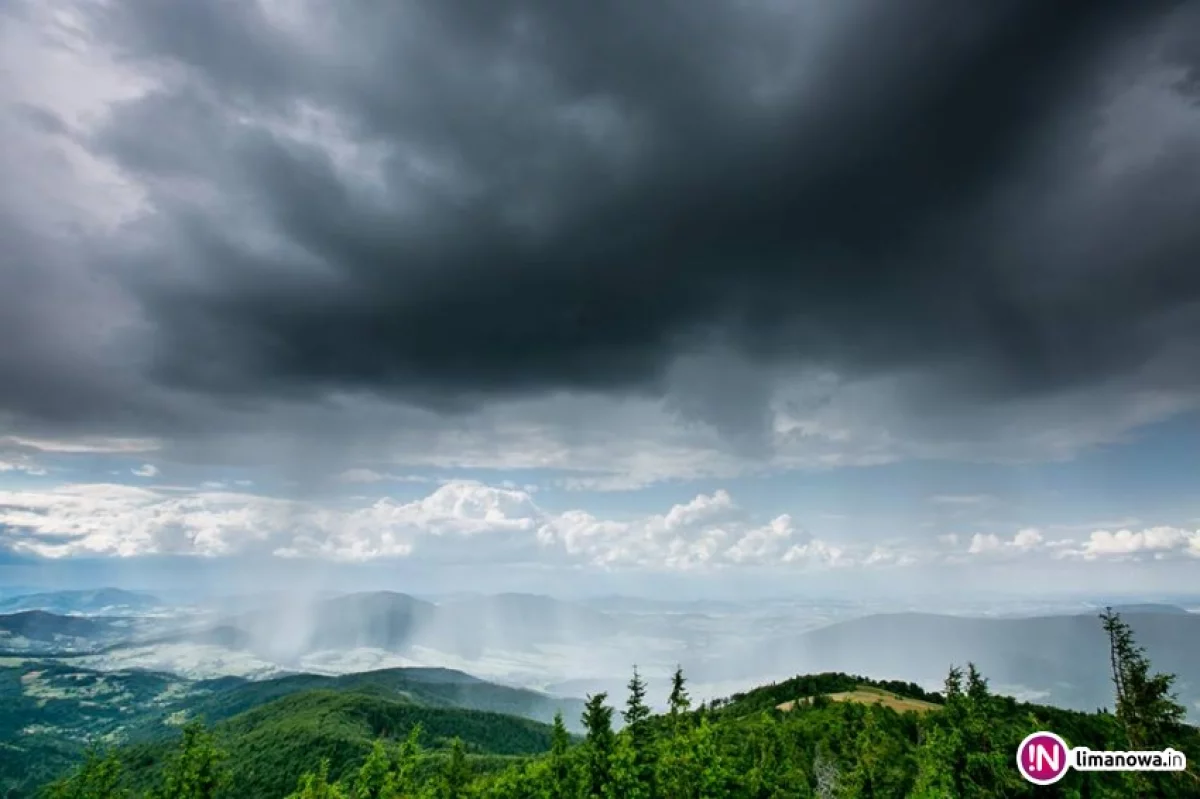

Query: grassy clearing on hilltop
<box><xmin>777</xmin><ymin>685</ymin><xmax>942</xmax><ymax>715</ymax></box>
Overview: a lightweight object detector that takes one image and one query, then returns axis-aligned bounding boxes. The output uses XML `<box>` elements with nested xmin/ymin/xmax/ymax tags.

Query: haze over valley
<box><xmin>5</xmin><ymin>587</ymin><xmax>1199</xmax><ymax>722</ymax></box>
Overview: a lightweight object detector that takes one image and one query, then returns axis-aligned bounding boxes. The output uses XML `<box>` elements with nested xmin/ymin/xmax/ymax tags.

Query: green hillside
<box><xmin>0</xmin><ymin>663</ymin><xmax>581</xmax><ymax>799</ymax></box>
<box><xmin>184</xmin><ymin>668</ymin><xmax>586</xmax><ymax>730</ymax></box>
<box><xmin>0</xmin><ymin>660</ymin><xmax>189</xmax><ymax>795</ymax></box>
<box><xmin>114</xmin><ymin>690</ymin><xmax>559</xmax><ymax>799</ymax></box>
<box><xmin>32</xmin><ymin>611</ymin><xmax>1200</xmax><ymax>798</ymax></box>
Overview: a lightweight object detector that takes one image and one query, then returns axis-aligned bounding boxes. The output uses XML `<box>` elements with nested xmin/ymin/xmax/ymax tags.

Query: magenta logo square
<box><xmin>1017</xmin><ymin>731</ymin><xmax>1071</xmax><ymax>785</ymax></box>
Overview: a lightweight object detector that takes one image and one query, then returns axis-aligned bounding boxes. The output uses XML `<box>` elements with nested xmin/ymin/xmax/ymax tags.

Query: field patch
<box><xmin>777</xmin><ymin>685</ymin><xmax>941</xmax><ymax>714</ymax></box>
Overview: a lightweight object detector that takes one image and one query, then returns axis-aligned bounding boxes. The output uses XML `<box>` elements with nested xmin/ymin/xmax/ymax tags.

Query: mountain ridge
<box><xmin>0</xmin><ymin>588</ymin><xmax>163</xmax><ymax>615</ymax></box>
<box><xmin>0</xmin><ymin>658</ymin><xmax>587</xmax><ymax>798</ymax></box>
<box><xmin>743</xmin><ymin>608</ymin><xmax>1200</xmax><ymax>718</ymax></box>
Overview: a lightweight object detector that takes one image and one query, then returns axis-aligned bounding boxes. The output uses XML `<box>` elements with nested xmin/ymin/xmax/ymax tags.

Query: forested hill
<box><xmin>0</xmin><ymin>664</ymin><xmax>583</xmax><ymax>798</ymax></box>
<box><xmin>38</xmin><ymin>611</ymin><xmax>1200</xmax><ymax>798</ymax></box>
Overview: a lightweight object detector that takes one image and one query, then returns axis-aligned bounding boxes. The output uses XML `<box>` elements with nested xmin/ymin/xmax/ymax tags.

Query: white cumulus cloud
<box><xmin>0</xmin><ymin>480</ymin><xmax>871</xmax><ymax>572</ymax></box>
<box><xmin>1075</xmin><ymin>526</ymin><xmax>1200</xmax><ymax>560</ymax></box>
<box><xmin>967</xmin><ymin>527</ymin><xmax>1049</xmax><ymax>556</ymax></box>
<box><xmin>7</xmin><ymin>479</ymin><xmax>1192</xmax><ymax>573</ymax></box>
<box><xmin>959</xmin><ymin>523</ymin><xmax>1200</xmax><ymax>563</ymax></box>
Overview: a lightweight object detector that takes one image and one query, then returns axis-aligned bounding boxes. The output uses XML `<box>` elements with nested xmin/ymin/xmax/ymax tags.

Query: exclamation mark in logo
<box><xmin>1017</xmin><ymin>731</ymin><xmax>1070</xmax><ymax>786</ymax></box>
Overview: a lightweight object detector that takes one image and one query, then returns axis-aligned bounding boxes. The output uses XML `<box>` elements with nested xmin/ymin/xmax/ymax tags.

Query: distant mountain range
<box><xmin>3</xmin><ymin>587</ymin><xmax>1198</xmax><ymax>723</ymax></box>
<box><xmin>577</xmin><ymin>595</ymin><xmax>754</xmax><ymax>614</ymax></box>
<box><xmin>0</xmin><ymin>609</ymin><xmax>113</xmax><ymax>640</ymax></box>
<box><xmin>0</xmin><ymin>610</ymin><xmax>144</xmax><ymax>653</ymax></box>
<box><xmin>1</xmin><ymin>588</ymin><xmax>624</xmax><ymax>659</ymax></box>
<box><xmin>728</xmin><ymin>606</ymin><xmax>1200</xmax><ymax>716</ymax></box>
<box><xmin>1078</xmin><ymin>602</ymin><xmax>1193</xmax><ymax>616</ymax></box>
<box><xmin>0</xmin><ymin>588</ymin><xmax>163</xmax><ymax>615</ymax></box>
<box><xmin>179</xmin><ymin>590</ymin><xmax>621</xmax><ymax>663</ymax></box>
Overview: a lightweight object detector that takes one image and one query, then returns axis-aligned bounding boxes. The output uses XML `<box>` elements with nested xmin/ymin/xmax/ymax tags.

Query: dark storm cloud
<box><xmin>1159</xmin><ymin>2</ymin><xmax>1200</xmax><ymax>95</ymax></box>
<box><xmin>4</xmin><ymin>0</ymin><xmax>1200</xmax><ymax>436</ymax></box>
<box><xmin>0</xmin><ymin>209</ymin><xmax>156</xmax><ymax>434</ymax></box>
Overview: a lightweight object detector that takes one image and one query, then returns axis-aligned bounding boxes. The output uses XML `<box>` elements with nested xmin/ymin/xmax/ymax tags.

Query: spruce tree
<box><xmin>668</xmin><ymin>665</ymin><xmax>690</xmax><ymax>719</ymax></box>
<box><xmin>436</xmin><ymin>737</ymin><xmax>470</xmax><ymax>799</ymax></box>
<box><xmin>622</xmin><ymin>666</ymin><xmax>656</xmax><ymax>796</ymax></box>
<box><xmin>1100</xmin><ymin>608</ymin><xmax>1197</xmax><ymax>794</ymax></box>
<box><xmin>549</xmin><ymin>711</ymin><xmax>574</xmax><ymax>797</ymax></box>
<box><xmin>692</xmin><ymin>717</ymin><xmax>730</xmax><ymax>796</ymax></box>
<box><xmin>841</xmin><ymin>705</ymin><xmax>910</xmax><ymax>797</ymax></box>
<box><xmin>608</xmin><ymin>733</ymin><xmax>640</xmax><ymax>799</ymax></box>
<box><xmin>384</xmin><ymin>725</ymin><xmax>423</xmax><ymax>797</ymax></box>
<box><xmin>912</xmin><ymin>667</ymin><xmax>966</xmax><ymax>797</ymax></box>
<box><xmin>1100</xmin><ymin>608</ymin><xmax>1187</xmax><ymax>748</ymax></box>
<box><xmin>287</xmin><ymin>760</ymin><xmax>348</xmax><ymax>799</ymax></box>
<box><xmin>962</xmin><ymin>663</ymin><xmax>1022</xmax><ymax>794</ymax></box>
<box><xmin>354</xmin><ymin>740</ymin><xmax>391</xmax><ymax>799</ymax></box>
<box><xmin>581</xmin><ymin>692</ymin><xmax>616</xmax><ymax>798</ymax></box>
<box><xmin>44</xmin><ymin>748</ymin><xmax>127</xmax><ymax>799</ymax></box>
<box><xmin>657</xmin><ymin>665</ymin><xmax>694</xmax><ymax>797</ymax></box>
<box><xmin>153</xmin><ymin>720</ymin><xmax>230</xmax><ymax>799</ymax></box>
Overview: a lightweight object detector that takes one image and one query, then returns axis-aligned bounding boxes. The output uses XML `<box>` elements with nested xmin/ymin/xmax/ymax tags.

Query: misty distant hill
<box><xmin>742</xmin><ymin>610</ymin><xmax>1200</xmax><ymax>717</ymax></box>
<box><xmin>0</xmin><ymin>610</ymin><xmax>113</xmax><ymax>640</ymax></box>
<box><xmin>142</xmin><ymin>624</ymin><xmax>257</xmax><ymax>650</ymax></box>
<box><xmin>579</xmin><ymin>595</ymin><xmax>750</xmax><ymax>615</ymax></box>
<box><xmin>1081</xmin><ymin>603</ymin><xmax>1192</xmax><ymax>616</ymax></box>
<box><xmin>309</xmin><ymin>591</ymin><xmax>440</xmax><ymax>650</ymax></box>
<box><xmin>0</xmin><ymin>588</ymin><xmax>163</xmax><ymax>615</ymax></box>
<box><xmin>0</xmin><ymin>609</ymin><xmax>181</xmax><ymax>655</ymax></box>
<box><xmin>439</xmin><ymin>591</ymin><xmax>613</xmax><ymax>628</ymax></box>
<box><xmin>214</xmin><ymin>591</ymin><xmax>437</xmax><ymax>659</ymax></box>
<box><xmin>0</xmin><ymin>610</ymin><xmax>139</xmax><ymax>653</ymax></box>
<box><xmin>425</xmin><ymin>592</ymin><xmax>619</xmax><ymax>656</ymax></box>
<box><xmin>159</xmin><ymin>590</ymin><xmax>624</xmax><ymax>662</ymax></box>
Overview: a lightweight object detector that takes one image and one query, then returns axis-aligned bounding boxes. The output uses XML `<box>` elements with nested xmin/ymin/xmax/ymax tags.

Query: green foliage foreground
<box><xmin>41</xmin><ymin>610</ymin><xmax>1200</xmax><ymax>798</ymax></box>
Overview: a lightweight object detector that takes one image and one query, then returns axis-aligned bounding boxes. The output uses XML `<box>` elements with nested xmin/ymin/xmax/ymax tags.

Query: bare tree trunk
<box><xmin>813</xmin><ymin>749</ymin><xmax>840</xmax><ymax>799</ymax></box>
